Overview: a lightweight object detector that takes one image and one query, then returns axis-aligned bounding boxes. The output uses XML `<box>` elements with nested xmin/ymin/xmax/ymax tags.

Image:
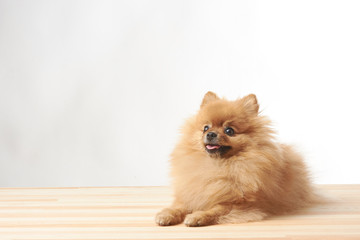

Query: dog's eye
<box><xmin>224</xmin><ymin>127</ymin><xmax>235</xmax><ymax>136</ymax></box>
<box><xmin>203</xmin><ymin>125</ymin><xmax>210</xmax><ymax>132</ymax></box>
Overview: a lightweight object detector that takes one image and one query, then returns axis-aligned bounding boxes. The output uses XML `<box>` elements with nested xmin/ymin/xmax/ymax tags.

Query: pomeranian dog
<box><xmin>155</xmin><ymin>92</ymin><xmax>316</xmax><ymax>227</ymax></box>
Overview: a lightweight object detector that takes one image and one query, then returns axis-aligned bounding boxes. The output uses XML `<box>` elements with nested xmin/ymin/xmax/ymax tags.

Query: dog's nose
<box><xmin>206</xmin><ymin>132</ymin><xmax>217</xmax><ymax>140</ymax></box>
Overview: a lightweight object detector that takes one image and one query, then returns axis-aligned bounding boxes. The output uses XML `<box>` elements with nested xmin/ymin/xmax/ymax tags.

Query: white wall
<box><xmin>1</xmin><ymin>0</ymin><xmax>359</xmax><ymax>187</ymax></box>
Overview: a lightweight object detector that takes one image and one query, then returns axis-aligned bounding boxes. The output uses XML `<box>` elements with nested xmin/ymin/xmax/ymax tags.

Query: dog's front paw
<box><xmin>184</xmin><ymin>211</ymin><xmax>214</xmax><ymax>227</ymax></box>
<box><xmin>155</xmin><ymin>211</ymin><xmax>174</xmax><ymax>226</ymax></box>
<box><xmin>155</xmin><ymin>208</ymin><xmax>184</xmax><ymax>226</ymax></box>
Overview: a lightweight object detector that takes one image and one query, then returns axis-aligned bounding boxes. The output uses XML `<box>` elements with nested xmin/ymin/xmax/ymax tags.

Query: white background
<box><xmin>1</xmin><ymin>0</ymin><xmax>360</xmax><ymax>187</ymax></box>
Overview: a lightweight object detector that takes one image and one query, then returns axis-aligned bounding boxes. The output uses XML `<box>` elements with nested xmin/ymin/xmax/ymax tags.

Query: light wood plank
<box><xmin>0</xmin><ymin>185</ymin><xmax>359</xmax><ymax>240</ymax></box>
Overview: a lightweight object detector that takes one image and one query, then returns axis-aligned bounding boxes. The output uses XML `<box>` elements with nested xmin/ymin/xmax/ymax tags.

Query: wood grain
<box><xmin>0</xmin><ymin>185</ymin><xmax>359</xmax><ymax>240</ymax></box>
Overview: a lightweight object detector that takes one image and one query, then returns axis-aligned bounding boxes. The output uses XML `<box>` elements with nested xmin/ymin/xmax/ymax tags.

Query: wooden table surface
<box><xmin>0</xmin><ymin>185</ymin><xmax>359</xmax><ymax>240</ymax></box>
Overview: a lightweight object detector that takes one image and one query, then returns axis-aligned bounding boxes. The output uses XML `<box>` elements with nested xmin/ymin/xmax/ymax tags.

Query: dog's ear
<box><xmin>201</xmin><ymin>91</ymin><xmax>219</xmax><ymax>108</ymax></box>
<box><xmin>240</xmin><ymin>94</ymin><xmax>259</xmax><ymax>114</ymax></box>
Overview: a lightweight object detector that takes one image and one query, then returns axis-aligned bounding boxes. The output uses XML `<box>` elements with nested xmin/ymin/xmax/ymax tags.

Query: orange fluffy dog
<box><xmin>156</xmin><ymin>92</ymin><xmax>316</xmax><ymax>227</ymax></box>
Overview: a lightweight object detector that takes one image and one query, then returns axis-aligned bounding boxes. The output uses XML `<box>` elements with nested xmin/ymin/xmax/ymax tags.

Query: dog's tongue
<box><xmin>206</xmin><ymin>145</ymin><xmax>220</xmax><ymax>150</ymax></box>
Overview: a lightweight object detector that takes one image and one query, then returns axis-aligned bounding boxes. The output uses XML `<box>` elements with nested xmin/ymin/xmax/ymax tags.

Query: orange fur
<box><xmin>155</xmin><ymin>92</ymin><xmax>316</xmax><ymax>227</ymax></box>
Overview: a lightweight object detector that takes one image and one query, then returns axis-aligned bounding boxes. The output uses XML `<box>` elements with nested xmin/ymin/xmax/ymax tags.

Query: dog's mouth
<box><xmin>205</xmin><ymin>144</ymin><xmax>231</xmax><ymax>155</ymax></box>
<box><xmin>206</xmin><ymin>144</ymin><xmax>221</xmax><ymax>150</ymax></box>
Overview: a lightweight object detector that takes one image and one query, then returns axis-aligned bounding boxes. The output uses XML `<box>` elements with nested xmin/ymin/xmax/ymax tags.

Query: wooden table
<box><xmin>0</xmin><ymin>185</ymin><xmax>359</xmax><ymax>240</ymax></box>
